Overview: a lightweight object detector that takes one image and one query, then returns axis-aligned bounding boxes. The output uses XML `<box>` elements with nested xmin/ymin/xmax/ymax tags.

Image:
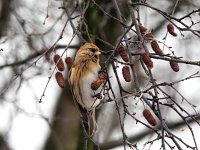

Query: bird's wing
<box><xmin>68</xmin><ymin>68</ymin><xmax>96</xmax><ymax>136</ymax></box>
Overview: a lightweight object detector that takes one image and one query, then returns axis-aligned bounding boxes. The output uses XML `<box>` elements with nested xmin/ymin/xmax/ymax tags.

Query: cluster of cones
<box><xmin>53</xmin><ymin>54</ymin><xmax>73</xmax><ymax>88</ymax></box>
<box><xmin>139</xmin><ymin>23</ymin><xmax>179</xmax><ymax>72</ymax></box>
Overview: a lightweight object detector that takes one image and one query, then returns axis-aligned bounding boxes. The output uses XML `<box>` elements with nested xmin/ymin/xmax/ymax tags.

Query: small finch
<box><xmin>68</xmin><ymin>43</ymin><xmax>104</xmax><ymax>136</ymax></box>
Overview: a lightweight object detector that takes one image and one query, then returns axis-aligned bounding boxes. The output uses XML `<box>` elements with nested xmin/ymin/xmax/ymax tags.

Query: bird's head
<box><xmin>75</xmin><ymin>43</ymin><xmax>101</xmax><ymax>63</ymax></box>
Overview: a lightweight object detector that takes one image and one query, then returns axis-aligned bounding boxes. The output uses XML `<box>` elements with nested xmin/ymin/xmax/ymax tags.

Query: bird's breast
<box><xmin>81</xmin><ymin>66</ymin><xmax>102</xmax><ymax>110</ymax></box>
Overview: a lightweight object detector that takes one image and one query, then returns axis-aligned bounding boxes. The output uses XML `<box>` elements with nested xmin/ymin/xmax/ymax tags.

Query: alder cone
<box><xmin>145</xmin><ymin>32</ymin><xmax>154</xmax><ymax>40</ymax></box>
<box><xmin>65</xmin><ymin>57</ymin><xmax>73</xmax><ymax>70</ymax></box>
<box><xmin>91</xmin><ymin>79</ymin><xmax>103</xmax><ymax>91</ymax></box>
<box><xmin>122</xmin><ymin>66</ymin><xmax>131</xmax><ymax>82</ymax></box>
<box><xmin>139</xmin><ymin>25</ymin><xmax>154</xmax><ymax>40</ymax></box>
<box><xmin>53</xmin><ymin>54</ymin><xmax>65</xmax><ymax>71</ymax></box>
<box><xmin>167</xmin><ymin>23</ymin><xmax>177</xmax><ymax>37</ymax></box>
<box><xmin>139</xmin><ymin>24</ymin><xmax>148</xmax><ymax>34</ymax></box>
<box><xmin>140</xmin><ymin>52</ymin><xmax>153</xmax><ymax>69</ymax></box>
<box><xmin>118</xmin><ymin>46</ymin><xmax>129</xmax><ymax>62</ymax></box>
<box><xmin>169</xmin><ymin>60</ymin><xmax>179</xmax><ymax>72</ymax></box>
<box><xmin>98</xmin><ymin>71</ymin><xmax>107</xmax><ymax>81</ymax></box>
<box><xmin>55</xmin><ymin>72</ymin><xmax>65</xmax><ymax>88</ymax></box>
<box><xmin>143</xmin><ymin>109</ymin><xmax>157</xmax><ymax>126</ymax></box>
<box><xmin>151</xmin><ymin>40</ymin><xmax>164</xmax><ymax>56</ymax></box>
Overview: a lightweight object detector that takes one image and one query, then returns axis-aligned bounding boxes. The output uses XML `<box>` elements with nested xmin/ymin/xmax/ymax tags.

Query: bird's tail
<box><xmin>83</xmin><ymin>109</ymin><xmax>97</xmax><ymax>136</ymax></box>
<box><xmin>76</xmin><ymin>103</ymin><xmax>97</xmax><ymax>136</ymax></box>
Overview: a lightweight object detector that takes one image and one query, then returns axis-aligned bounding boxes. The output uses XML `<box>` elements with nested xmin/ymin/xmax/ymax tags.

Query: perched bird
<box><xmin>68</xmin><ymin>43</ymin><xmax>103</xmax><ymax>136</ymax></box>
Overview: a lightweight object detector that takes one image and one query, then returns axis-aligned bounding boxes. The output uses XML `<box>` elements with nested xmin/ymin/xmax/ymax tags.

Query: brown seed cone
<box><xmin>91</xmin><ymin>79</ymin><xmax>103</xmax><ymax>91</ymax></box>
<box><xmin>122</xmin><ymin>66</ymin><xmax>131</xmax><ymax>82</ymax></box>
<box><xmin>55</xmin><ymin>72</ymin><xmax>65</xmax><ymax>88</ymax></box>
<box><xmin>65</xmin><ymin>57</ymin><xmax>73</xmax><ymax>70</ymax></box>
<box><xmin>98</xmin><ymin>71</ymin><xmax>107</xmax><ymax>81</ymax></box>
<box><xmin>167</xmin><ymin>23</ymin><xmax>177</xmax><ymax>37</ymax></box>
<box><xmin>145</xmin><ymin>32</ymin><xmax>154</xmax><ymax>40</ymax></box>
<box><xmin>140</xmin><ymin>52</ymin><xmax>153</xmax><ymax>69</ymax></box>
<box><xmin>118</xmin><ymin>46</ymin><xmax>129</xmax><ymax>62</ymax></box>
<box><xmin>139</xmin><ymin>25</ymin><xmax>154</xmax><ymax>40</ymax></box>
<box><xmin>169</xmin><ymin>60</ymin><xmax>179</xmax><ymax>72</ymax></box>
<box><xmin>151</xmin><ymin>40</ymin><xmax>164</xmax><ymax>56</ymax></box>
<box><xmin>139</xmin><ymin>24</ymin><xmax>148</xmax><ymax>34</ymax></box>
<box><xmin>143</xmin><ymin>109</ymin><xmax>157</xmax><ymax>126</ymax></box>
<box><xmin>53</xmin><ymin>54</ymin><xmax>65</xmax><ymax>71</ymax></box>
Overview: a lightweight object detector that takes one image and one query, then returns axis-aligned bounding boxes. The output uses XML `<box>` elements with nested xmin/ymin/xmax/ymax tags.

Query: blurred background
<box><xmin>0</xmin><ymin>0</ymin><xmax>200</xmax><ymax>150</ymax></box>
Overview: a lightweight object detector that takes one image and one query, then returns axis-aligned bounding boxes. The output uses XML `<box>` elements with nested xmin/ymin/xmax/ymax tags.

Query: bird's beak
<box><xmin>95</xmin><ymin>51</ymin><xmax>101</xmax><ymax>55</ymax></box>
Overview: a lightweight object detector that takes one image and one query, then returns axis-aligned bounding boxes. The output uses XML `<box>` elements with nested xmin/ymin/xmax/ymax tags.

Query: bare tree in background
<box><xmin>0</xmin><ymin>0</ymin><xmax>200</xmax><ymax>150</ymax></box>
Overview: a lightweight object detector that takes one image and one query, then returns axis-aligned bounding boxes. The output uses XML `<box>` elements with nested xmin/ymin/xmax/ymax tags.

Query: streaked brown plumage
<box><xmin>68</xmin><ymin>43</ymin><xmax>103</xmax><ymax>136</ymax></box>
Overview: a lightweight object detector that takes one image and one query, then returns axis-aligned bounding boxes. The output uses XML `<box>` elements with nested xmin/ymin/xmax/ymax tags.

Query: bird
<box><xmin>68</xmin><ymin>43</ymin><xmax>103</xmax><ymax>136</ymax></box>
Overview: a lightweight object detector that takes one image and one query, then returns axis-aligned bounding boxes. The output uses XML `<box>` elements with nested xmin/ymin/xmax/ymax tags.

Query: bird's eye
<box><xmin>89</xmin><ymin>48</ymin><xmax>97</xmax><ymax>53</ymax></box>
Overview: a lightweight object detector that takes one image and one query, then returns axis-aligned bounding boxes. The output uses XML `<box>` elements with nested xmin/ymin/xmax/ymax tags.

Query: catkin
<box><xmin>55</xmin><ymin>72</ymin><xmax>65</xmax><ymax>88</ymax></box>
<box><xmin>122</xmin><ymin>66</ymin><xmax>131</xmax><ymax>82</ymax></box>
<box><xmin>139</xmin><ymin>24</ymin><xmax>154</xmax><ymax>40</ymax></box>
<box><xmin>118</xmin><ymin>46</ymin><xmax>129</xmax><ymax>62</ymax></box>
<box><xmin>54</xmin><ymin>54</ymin><xmax>65</xmax><ymax>71</ymax></box>
<box><xmin>167</xmin><ymin>23</ymin><xmax>177</xmax><ymax>37</ymax></box>
<box><xmin>91</xmin><ymin>71</ymin><xmax>107</xmax><ymax>91</ymax></box>
<box><xmin>91</xmin><ymin>79</ymin><xmax>103</xmax><ymax>91</ymax></box>
<box><xmin>139</xmin><ymin>25</ymin><xmax>148</xmax><ymax>34</ymax></box>
<box><xmin>145</xmin><ymin>32</ymin><xmax>154</xmax><ymax>40</ymax></box>
<box><xmin>140</xmin><ymin>52</ymin><xmax>153</xmax><ymax>69</ymax></box>
<box><xmin>143</xmin><ymin>109</ymin><xmax>157</xmax><ymax>126</ymax></box>
<box><xmin>169</xmin><ymin>60</ymin><xmax>179</xmax><ymax>72</ymax></box>
<box><xmin>98</xmin><ymin>71</ymin><xmax>107</xmax><ymax>81</ymax></box>
<box><xmin>65</xmin><ymin>57</ymin><xmax>73</xmax><ymax>70</ymax></box>
<box><xmin>151</xmin><ymin>40</ymin><xmax>164</xmax><ymax>56</ymax></box>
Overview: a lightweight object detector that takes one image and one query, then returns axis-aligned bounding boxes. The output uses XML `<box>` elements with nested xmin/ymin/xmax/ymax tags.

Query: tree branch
<box><xmin>101</xmin><ymin>114</ymin><xmax>200</xmax><ymax>149</ymax></box>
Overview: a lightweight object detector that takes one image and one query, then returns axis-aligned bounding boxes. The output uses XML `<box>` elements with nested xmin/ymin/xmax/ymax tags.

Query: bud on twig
<box><xmin>65</xmin><ymin>57</ymin><xmax>73</xmax><ymax>70</ymax></box>
<box><xmin>143</xmin><ymin>109</ymin><xmax>157</xmax><ymax>126</ymax></box>
<box><xmin>140</xmin><ymin>52</ymin><xmax>153</xmax><ymax>69</ymax></box>
<box><xmin>167</xmin><ymin>23</ymin><xmax>177</xmax><ymax>37</ymax></box>
<box><xmin>91</xmin><ymin>79</ymin><xmax>103</xmax><ymax>91</ymax></box>
<box><xmin>55</xmin><ymin>72</ymin><xmax>65</xmax><ymax>88</ymax></box>
<box><xmin>54</xmin><ymin>54</ymin><xmax>65</xmax><ymax>71</ymax></box>
<box><xmin>122</xmin><ymin>66</ymin><xmax>131</xmax><ymax>82</ymax></box>
<box><xmin>169</xmin><ymin>59</ymin><xmax>179</xmax><ymax>72</ymax></box>
<box><xmin>118</xmin><ymin>46</ymin><xmax>129</xmax><ymax>62</ymax></box>
<box><xmin>151</xmin><ymin>40</ymin><xmax>164</xmax><ymax>56</ymax></box>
